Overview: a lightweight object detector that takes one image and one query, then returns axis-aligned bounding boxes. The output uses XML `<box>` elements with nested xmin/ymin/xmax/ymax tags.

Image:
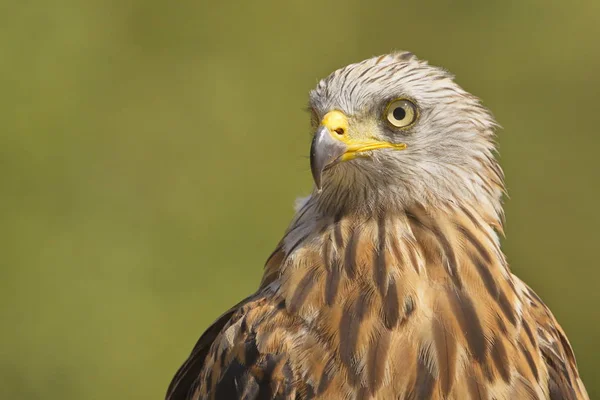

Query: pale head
<box><xmin>308</xmin><ymin>52</ymin><xmax>504</xmax><ymax>218</ymax></box>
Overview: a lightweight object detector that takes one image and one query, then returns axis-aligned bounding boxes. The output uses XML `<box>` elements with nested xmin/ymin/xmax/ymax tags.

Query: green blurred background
<box><xmin>1</xmin><ymin>1</ymin><xmax>599</xmax><ymax>398</ymax></box>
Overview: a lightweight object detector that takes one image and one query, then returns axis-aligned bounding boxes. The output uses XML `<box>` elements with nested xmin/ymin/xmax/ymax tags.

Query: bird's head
<box><xmin>308</xmin><ymin>52</ymin><xmax>504</xmax><ymax>217</ymax></box>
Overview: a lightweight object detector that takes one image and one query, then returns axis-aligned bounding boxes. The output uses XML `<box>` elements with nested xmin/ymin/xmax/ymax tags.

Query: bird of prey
<box><xmin>166</xmin><ymin>52</ymin><xmax>589</xmax><ymax>400</ymax></box>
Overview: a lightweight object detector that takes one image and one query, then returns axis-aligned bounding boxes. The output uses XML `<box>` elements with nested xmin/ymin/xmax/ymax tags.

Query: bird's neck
<box><xmin>261</xmin><ymin>198</ymin><xmax>516</xmax><ymax>326</ymax></box>
<box><xmin>258</xmin><ymin>200</ymin><xmax>526</xmax><ymax>394</ymax></box>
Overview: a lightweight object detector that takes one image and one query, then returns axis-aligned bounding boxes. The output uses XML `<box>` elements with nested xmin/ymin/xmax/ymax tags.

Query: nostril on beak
<box><xmin>333</xmin><ymin>127</ymin><xmax>345</xmax><ymax>135</ymax></box>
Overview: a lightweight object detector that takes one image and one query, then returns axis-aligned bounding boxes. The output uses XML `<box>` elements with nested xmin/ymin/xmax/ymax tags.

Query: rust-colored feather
<box><xmin>432</xmin><ymin>316</ymin><xmax>457</xmax><ymax>396</ymax></box>
<box><xmin>166</xmin><ymin>206</ymin><xmax>588</xmax><ymax>400</ymax></box>
<box><xmin>447</xmin><ymin>288</ymin><xmax>487</xmax><ymax>364</ymax></box>
<box><xmin>366</xmin><ymin>330</ymin><xmax>391</xmax><ymax>395</ymax></box>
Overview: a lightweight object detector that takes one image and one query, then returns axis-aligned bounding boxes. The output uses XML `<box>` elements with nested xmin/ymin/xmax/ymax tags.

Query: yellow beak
<box><xmin>310</xmin><ymin>110</ymin><xmax>407</xmax><ymax>189</ymax></box>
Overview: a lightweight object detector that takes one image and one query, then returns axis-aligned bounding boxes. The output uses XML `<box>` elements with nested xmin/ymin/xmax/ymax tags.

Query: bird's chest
<box><xmin>276</xmin><ymin>235</ymin><xmax>435</xmax><ymax>397</ymax></box>
<box><xmin>275</xmin><ymin>217</ymin><xmax>529</xmax><ymax>399</ymax></box>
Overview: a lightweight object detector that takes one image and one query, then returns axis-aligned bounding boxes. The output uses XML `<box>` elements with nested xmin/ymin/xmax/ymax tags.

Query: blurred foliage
<box><xmin>1</xmin><ymin>0</ymin><xmax>599</xmax><ymax>398</ymax></box>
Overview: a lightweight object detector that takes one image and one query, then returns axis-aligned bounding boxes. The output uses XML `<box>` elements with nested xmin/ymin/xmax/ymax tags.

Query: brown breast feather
<box><xmin>166</xmin><ymin>204</ymin><xmax>588</xmax><ymax>400</ymax></box>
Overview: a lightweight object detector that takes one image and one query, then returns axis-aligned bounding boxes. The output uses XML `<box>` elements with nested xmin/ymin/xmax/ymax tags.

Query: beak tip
<box><xmin>311</xmin><ymin>170</ymin><xmax>323</xmax><ymax>191</ymax></box>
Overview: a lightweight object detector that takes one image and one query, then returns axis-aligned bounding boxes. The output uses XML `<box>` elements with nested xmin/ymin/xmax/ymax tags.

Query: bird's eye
<box><xmin>385</xmin><ymin>99</ymin><xmax>418</xmax><ymax>128</ymax></box>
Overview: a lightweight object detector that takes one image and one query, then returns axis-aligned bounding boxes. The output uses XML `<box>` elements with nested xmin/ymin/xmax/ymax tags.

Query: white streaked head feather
<box><xmin>307</xmin><ymin>51</ymin><xmax>504</xmax><ymax>219</ymax></box>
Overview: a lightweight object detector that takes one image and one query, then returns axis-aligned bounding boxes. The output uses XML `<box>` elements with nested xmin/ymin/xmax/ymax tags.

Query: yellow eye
<box><xmin>385</xmin><ymin>99</ymin><xmax>418</xmax><ymax>128</ymax></box>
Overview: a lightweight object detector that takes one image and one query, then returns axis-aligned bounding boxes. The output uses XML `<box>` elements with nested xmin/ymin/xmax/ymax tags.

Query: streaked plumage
<box><xmin>166</xmin><ymin>52</ymin><xmax>588</xmax><ymax>399</ymax></box>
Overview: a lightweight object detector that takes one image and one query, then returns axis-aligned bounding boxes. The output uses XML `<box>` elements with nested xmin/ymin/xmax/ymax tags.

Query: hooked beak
<box><xmin>309</xmin><ymin>110</ymin><xmax>407</xmax><ymax>190</ymax></box>
<box><xmin>310</xmin><ymin>125</ymin><xmax>347</xmax><ymax>190</ymax></box>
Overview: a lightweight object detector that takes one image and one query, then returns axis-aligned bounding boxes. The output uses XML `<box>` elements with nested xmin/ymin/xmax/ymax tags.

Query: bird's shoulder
<box><xmin>165</xmin><ymin>290</ymin><xmax>320</xmax><ymax>400</ymax></box>
<box><xmin>515</xmin><ymin>278</ymin><xmax>589</xmax><ymax>400</ymax></box>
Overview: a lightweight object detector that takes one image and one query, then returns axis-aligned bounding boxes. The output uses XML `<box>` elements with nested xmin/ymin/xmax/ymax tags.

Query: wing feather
<box><xmin>166</xmin><ymin>295</ymin><xmax>306</xmax><ymax>400</ymax></box>
<box><xmin>520</xmin><ymin>281</ymin><xmax>589</xmax><ymax>400</ymax></box>
<box><xmin>166</xmin><ymin>300</ymin><xmax>246</xmax><ymax>400</ymax></box>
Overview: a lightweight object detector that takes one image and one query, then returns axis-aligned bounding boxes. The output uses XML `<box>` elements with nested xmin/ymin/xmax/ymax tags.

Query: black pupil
<box><xmin>393</xmin><ymin>106</ymin><xmax>406</xmax><ymax>120</ymax></box>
